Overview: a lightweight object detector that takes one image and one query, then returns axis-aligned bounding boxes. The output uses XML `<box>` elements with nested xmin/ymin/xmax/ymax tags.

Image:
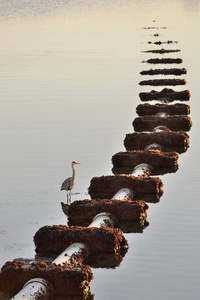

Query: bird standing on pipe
<box><xmin>61</xmin><ymin>161</ymin><xmax>81</xmax><ymax>204</ymax></box>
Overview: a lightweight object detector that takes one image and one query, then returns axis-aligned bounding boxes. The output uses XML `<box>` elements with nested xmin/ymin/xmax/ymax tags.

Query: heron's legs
<box><xmin>66</xmin><ymin>190</ymin><xmax>71</xmax><ymax>205</ymax></box>
<box><xmin>69</xmin><ymin>190</ymin><xmax>71</xmax><ymax>204</ymax></box>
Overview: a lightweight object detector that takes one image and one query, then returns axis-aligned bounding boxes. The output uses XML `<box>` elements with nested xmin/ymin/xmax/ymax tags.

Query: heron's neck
<box><xmin>72</xmin><ymin>164</ymin><xmax>76</xmax><ymax>180</ymax></box>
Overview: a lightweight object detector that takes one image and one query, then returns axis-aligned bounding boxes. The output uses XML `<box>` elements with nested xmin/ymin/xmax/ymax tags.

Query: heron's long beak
<box><xmin>76</xmin><ymin>162</ymin><xmax>81</xmax><ymax>165</ymax></box>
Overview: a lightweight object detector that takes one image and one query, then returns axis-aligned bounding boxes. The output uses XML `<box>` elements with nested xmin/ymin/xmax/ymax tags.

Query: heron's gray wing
<box><xmin>61</xmin><ymin>177</ymin><xmax>71</xmax><ymax>190</ymax></box>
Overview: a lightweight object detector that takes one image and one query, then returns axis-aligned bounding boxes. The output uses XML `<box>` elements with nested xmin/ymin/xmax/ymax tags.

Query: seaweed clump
<box><xmin>0</xmin><ymin>260</ymin><xmax>93</xmax><ymax>296</ymax></box>
<box><xmin>34</xmin><ymin>225</ymin><xmax>128</xmax><ymax>256</ymax></box>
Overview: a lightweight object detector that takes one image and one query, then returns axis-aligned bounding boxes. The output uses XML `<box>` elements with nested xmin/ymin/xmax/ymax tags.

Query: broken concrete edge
<box><xmin>65</xmin><ymin>199</ymin><xmax>148</xmax><ymax>223</ymax></box>
<box><xmin>123</xmin><ymin>130</ymin><xmax>189</xmax><ymax>154</ymax></box>
<box><xmin>88</xmin><ymin>175</ymin><xmax>163</xmax><ymax>202</ymax></box>
<box><xmin>136</xmin><ymin>103</ymin><xmax>190</xmax><ymax>116</ymax></box>
<box><xmin>140</xmin><ymin>68</ymin><xmax>187</xmax><ymax>75</ymax></box>
<box><xmin>34</xmin><ymin>225</ymin><xmax>129</xmax><ymax>257</ymax></box>
<box><xmin>132</xmin><ymin>115</ymin><xmax>192</xmax><ymax>132</ymax></box>
<box><xmin>112</xmin><ymin>149</ymin><xmax>178</xmax><ymax>170</ymax></box>
<box><xmin>139</xmin><ymin>79</ymin><xmax>186</xmax><ymax>86</ymax></box>
<box><xmin>139</xmin><ymin>88</ymin><xmax>190</xmax><ymax>101</ymax></box>
<box><xmin>0</xmin><ymin>260</ymin><xmax>93</xmax><ymax>296</ymax></box>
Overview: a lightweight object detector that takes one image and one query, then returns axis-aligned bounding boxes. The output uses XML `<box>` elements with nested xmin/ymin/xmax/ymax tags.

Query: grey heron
<box><xmin>61</xmin><ymin>161</ymin><xmax>81</xmax><ymax>204</ymax></box>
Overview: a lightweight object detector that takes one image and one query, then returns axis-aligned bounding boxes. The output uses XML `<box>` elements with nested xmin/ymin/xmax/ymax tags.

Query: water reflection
<box><xmin>0</xmin><ymin>0</ymin><xmax>199</xmax><ymax>300</ymax></box>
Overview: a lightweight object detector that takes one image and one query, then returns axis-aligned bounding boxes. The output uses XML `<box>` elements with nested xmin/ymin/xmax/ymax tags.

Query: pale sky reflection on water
<box><xmin>0</xmin><ymin>1</ymin><xmax>200</xmax><ymax>300</ymax></box>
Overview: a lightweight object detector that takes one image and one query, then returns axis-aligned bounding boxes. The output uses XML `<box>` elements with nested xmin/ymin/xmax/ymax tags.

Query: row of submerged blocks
<box><xmin>0</xmin><ymin>26</ymin><xmax>191</xmax><ymax>299</ymax></box>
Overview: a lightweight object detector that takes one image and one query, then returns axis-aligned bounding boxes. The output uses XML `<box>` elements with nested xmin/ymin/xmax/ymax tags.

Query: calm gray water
<box><xmin>0</xmin><ymin>1</ymin><xmax>200</xmax><ymax>299</ymax></box>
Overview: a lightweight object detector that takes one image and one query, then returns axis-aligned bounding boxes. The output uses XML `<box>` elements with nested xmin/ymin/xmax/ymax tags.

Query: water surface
<box><xmin>0</xmin><ymin>1</ymin><xmax>200</xmax><ymax>299</ymax></box>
